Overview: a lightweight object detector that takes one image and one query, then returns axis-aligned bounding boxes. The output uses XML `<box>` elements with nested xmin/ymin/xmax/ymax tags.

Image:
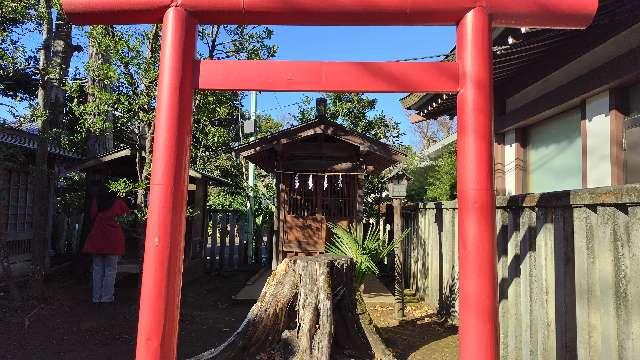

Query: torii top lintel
<box><xmin>64</xmin><ymin>0</ymin><xmax>597</xmax><ymax>29</ymax></box>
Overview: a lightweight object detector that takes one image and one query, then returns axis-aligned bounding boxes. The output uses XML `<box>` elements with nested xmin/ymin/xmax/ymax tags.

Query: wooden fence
<box><xmin>401</xmin><ymin>185</ymin><xmax>640</xmax><ymax>360</ymax></box>
<box><xmin>206</xmin><ymin>210</ymin><xmax>269</xmax><ymax>272</ymax></box>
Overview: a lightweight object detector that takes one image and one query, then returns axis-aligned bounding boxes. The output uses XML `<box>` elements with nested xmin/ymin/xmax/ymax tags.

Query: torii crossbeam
<box><xmin>62</xmin><ymin>1</ymin><xmax>597</xmax><ymax>359</ymax></box>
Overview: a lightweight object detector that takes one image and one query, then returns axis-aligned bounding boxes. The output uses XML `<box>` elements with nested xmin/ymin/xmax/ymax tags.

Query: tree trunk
<box><xmin>191</xmin><ymin>255</ymin><xmax>395</xmax><ymax>360</ymax></box>
<box><xmin>31</xmin><ymin>0</ymin><xmax>54</xmax><ymax>298</ymax></box>
<box><xmin>49</xmin><ymin>10</ymin><xmax>74</xmax><ymax>129</ymax></box>
<box><xmin>31</xmin><ymin>2</ymin><xmax>76</xmax><ymax>297</ymax></box>
<box><xmin>86</xmin><ymin>25</ymin><xmax>114</xmax><ymax>157</ymax></box>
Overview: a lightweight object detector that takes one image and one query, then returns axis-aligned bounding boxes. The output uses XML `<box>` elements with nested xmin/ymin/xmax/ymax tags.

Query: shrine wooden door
<box><xmin>280</xmin><ymin>174</ymin><xmax>357</xmax><ymax>257</ymax></box>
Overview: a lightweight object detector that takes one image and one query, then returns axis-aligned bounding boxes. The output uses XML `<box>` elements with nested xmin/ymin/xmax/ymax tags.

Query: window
<box><xmin>2</xmin><ymin>170</ymin><xmax>33</xmax><ymax>233</ymax></box>
<box><xmin>527</xmin><ymin>108</ymin><xmax>582</xmax><ymax>193</ymax></box>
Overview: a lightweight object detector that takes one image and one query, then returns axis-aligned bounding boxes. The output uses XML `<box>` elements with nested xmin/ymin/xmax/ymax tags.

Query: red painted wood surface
<box><xmin>134</xmin><ymin>7</ymin><xmax>197</xmax><ymax>360</ymax></box>
<box><xmin>456</xmin><ymin>7</ymin><xmax>498</xmax><ymax>360</ymax></box>
<box><xmin>61</xmin><ymin>0</ymin><xmax>598</xmax><ymax>29</ymax></box>
<box><xmin>196</xmin><ymin>60</ymin><xmax>459</xmax><ymax>93</ymax></box>
<box><xmin>58</xmin><ymin>1</ymin><xmax>598</xmax><ymax>359</ymax></box>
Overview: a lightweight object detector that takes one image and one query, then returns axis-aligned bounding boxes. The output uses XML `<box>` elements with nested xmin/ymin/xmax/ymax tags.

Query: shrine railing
<box><xmin>205</xmin><ymin>209</ymin><xmax>271</xmax><ymax>272</ymax></box>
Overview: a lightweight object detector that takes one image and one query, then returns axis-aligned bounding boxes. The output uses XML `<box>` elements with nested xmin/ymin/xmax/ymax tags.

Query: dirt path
<box><xmin>0</xmin><ymin>269</ymin><xmax>253</xmax><ymax>360</ymax></box>
<box><xmin>1</xmin><ymin>270</ymin><xmax>457</xmax><ymax>359</ymax></box>
<box><xmin>367</xmin><ymin>302</ymin><xmax>459</xmax><ymax>360</ymax></box>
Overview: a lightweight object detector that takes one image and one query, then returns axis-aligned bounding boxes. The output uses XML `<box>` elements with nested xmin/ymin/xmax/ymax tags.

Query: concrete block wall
<box><xmin>402</xmin><ymin>185</ymin><xmax>640</xmax><ymax>360</ymax></box>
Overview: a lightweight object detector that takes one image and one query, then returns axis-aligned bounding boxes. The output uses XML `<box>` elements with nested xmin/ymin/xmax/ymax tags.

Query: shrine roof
<box><xmin>71</xmin><ymin>147</ymin><xmax>233</xmax><ymax>187</ymax></box>
<box><xmin>402</xmin><ymin>0</ymin><xmax>640</xmax><ymax>123</ymax></box>
<box><xmin>235</xmin><ymin>118</ymin><xmax>405</xmax><ymax>175</ymax></box>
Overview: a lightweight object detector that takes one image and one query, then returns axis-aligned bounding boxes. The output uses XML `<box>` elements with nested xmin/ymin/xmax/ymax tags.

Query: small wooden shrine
<box><xmin>236</xmin><ymin>100</ymin><xmax>404</xmax><ymax>261</ymax></box>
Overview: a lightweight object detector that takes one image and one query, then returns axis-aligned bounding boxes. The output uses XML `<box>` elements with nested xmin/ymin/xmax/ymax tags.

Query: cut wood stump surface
<box><xmin>190</xmin><ymin>255</ymin><xmax>395</xmax><ymax>360</ymax></box>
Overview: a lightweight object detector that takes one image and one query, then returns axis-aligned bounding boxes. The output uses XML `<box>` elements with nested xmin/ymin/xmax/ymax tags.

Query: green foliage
<box><xmin>68</xmin><ymin>25</ymin><xmax>161</xmax><ymax>154</ymax></box>
<box><xmin>402</xmin><ymin>147</ymin><xmax>430</xmax><ymax>203</ymax></box>
<box><xmin>64</xmin><ymin>23</ymin><xmax>279</xmax><ymax>215</ymax></box>
<box><xmin>191</xmin><ymin>91</ymin><xmax>244</xmax><ymax>187</ymax></box>
<box><xmin>55</xmin><ymin>172</ymin><xmax>86</xmax><ymax>216</ymax></box>
<box><xmin>251</xmin><ymin>178</ymin><xmax>277</xmax><ymax>226</ymax></box>
<box><xmin>193</xmin><ymin>25</ymin><xmax>278</xmax><ymax>211</ymax></box>
<box><xmin>197</xmin><ymin>25</ymin><xmax>277</xmax><ymax>61</ymax></box>
<box><xmin>326</xmin><ymin>223</ymin><xmax>402</xmax><ymax>288</ymax></box>
<box><xmin>204</xmin><ymin>113</ymin><xmax>283</xmax><ymax>212</ymax></box>
<box><xmin>425</xmin><ymin>144</ymin><xmax>457</xmax><ymax>202</ymax></box>
<box><xmin>0</xmin><ymin>1</ymin><xmax>38</xmax><ymax>104</ymax></box>
<box><xmin>208</xmin><ymin>187</ymin><xmax>247</xmax><ymax>210</ymax></box>
<box><xmin>402</xmin><ymin>142</ymin><xmax>457</xmax><ymax>203</ymax></box>
<box><xmin>361</xmin><ymin>175</ymin><xmax>388</xmax><ymax>219</ymax></box>
<box><xmin>405</xmin><ymin>165</ymin><xmax>429</xmax><ymax>203</ymax></box>
<box><xmin>296</xmin><ymin>93</ymin><xmax>404</xmax><ymax>146</ymax></box>
<box><xmin>106</xmin><ymin>177</ymin><xmax>145</xmax><ymax>198</ymax></box>
<box><xmin>255</xmin><ymin>113</ymin><xmax>283</xmax><ymax>138</ymax></box>
<box><xmin>329</xmin><ymin>95</ymin><xmax>403</xmax><ymax>144</ymax></box>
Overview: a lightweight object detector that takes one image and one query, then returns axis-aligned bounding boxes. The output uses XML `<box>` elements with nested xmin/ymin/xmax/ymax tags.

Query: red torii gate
<box><xmin>62</xmin><ymin>1</ymin><xmax>597</xmax><ymax>359</ymax></box>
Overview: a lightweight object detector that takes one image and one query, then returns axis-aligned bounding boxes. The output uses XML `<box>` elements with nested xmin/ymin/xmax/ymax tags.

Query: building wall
<box><xmin>504</xmin><ymin>130</ymin><xmax>517</xmax><ymax>196</ymax></box>
<box><xmin>496</xmin><ymin>83</ymin><xmax>640</xmax><ymax>195</ymax></box>
<box><xmin>496</xmin><ymin>93</ymin><xmax>621</xmax><ymax>194</ymax></box>
<box><xmin>586</xmin><ymin>91</ymin><xmax>612</xmax><ymax>188</ymax></box>
<box><xmin>493</xmin><ymin>21</ymin><xmax>640</xmax><ymax>195</ymax></box>
<box><xmin>1</xmin><ymin>168</ymin><xmax>34</xmax><ymax>259</ymax></box>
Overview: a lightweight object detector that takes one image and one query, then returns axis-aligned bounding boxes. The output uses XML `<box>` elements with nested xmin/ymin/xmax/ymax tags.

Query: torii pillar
<box><xmin>61</xmin><ymin>1</ymin><xmax>597</xmax><ymax>359</ymax></box>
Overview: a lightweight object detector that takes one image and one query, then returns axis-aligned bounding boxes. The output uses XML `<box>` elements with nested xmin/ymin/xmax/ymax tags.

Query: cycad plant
<box><xmin>326</xmin><ymin>223</ymin><xmax>401</xmax><ymax>289</ymax></box>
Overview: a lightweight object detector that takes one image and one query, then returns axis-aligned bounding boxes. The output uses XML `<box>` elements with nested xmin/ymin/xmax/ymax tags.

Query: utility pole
<box><xmin>248</xmin><ymin>91</ymin><xmax>257</xmax><ymax>263</ymax></box>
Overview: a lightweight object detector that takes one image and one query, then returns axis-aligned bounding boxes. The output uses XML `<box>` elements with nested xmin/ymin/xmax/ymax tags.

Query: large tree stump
<box><xmin>191</xmin><ymin>255</ymin><xmax>395</xmax><ymax>360</ymax></box>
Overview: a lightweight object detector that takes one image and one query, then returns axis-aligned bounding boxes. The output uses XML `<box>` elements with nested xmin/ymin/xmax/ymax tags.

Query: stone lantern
<box><xmin>387</xmin><ymin>170</ymin><xmax>411</xmax><ymax>199</ymax></box>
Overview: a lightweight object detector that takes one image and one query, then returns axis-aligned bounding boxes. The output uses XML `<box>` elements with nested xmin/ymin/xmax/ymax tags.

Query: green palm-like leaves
<box><xmin>326</xmin><ymin>223</ymin><xmax>406</xmax><ymax>289</ymax></box>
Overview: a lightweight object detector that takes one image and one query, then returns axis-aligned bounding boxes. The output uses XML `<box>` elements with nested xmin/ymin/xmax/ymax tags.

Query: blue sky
<box><xmin>2</xmin><ymin>24</ymin><xmax>457</xmax><ymax>149</ymax></box>
<box><xmin>241</xmin><ymin>26</ymin><xmax>456</xmax><ymax>148</ymax></box>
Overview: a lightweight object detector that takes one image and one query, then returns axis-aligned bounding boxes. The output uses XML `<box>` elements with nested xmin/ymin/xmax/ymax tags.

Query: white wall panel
<box><xmin>504</xmin><ymin>130</ymin><xmax>517</xmax><ymax>195</ymax></box>
<box><xmin>586</xmin><ymin>91</ymin><xmax>611</xmax><ymax>188</ymax></box>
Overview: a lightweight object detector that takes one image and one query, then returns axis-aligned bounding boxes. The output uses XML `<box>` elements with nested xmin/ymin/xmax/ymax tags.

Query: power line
<box><xmin>262</xmin><ymin>98</ymin><xmax>304</xmax><ymax>113</ymax></box>
<box><xmin>271</xmin><ymin>93</ymin><xmax>298</xmax><ymax>120</ymax></box>
<box><xmin>393</xmin><ymin>52</ymin><xmax>451</xmax><ymax>62</ymax></box>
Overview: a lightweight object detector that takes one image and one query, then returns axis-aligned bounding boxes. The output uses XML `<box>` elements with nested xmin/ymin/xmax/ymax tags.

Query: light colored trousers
<box><xmin>92</xmin><ymin>255</ymin><xmax>119</xmax><ymax>303</ymax></box>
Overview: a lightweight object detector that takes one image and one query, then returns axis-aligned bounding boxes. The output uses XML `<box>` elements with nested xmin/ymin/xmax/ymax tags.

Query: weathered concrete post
<box><xmin>392</xmin><ymin>197</ymin><xmax>405</xmax><ymax>320</ymax></box>
<box><xmin>387</xmin><ymin>169</ymin><xmax>411</xmax><ymax>321</ymax></box>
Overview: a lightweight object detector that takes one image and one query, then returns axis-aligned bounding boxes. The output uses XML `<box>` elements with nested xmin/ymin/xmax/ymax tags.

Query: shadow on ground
<box><xmin>380</xmin><ymin>313</ymin><xmax>458</xmax><ymax>359</ymax></box>
<box><xmin>367</xmin><ymin>298</ymin><xmax>459</xmax><ymax>360</ymax></box>
<box><xmin>0</xmin><ymin>266</ymin><xmax>255</xmax><ymax>360</ymax></box>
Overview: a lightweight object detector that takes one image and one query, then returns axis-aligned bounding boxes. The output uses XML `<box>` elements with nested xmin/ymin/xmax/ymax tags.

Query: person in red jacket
<box><xmin>83</xmin><ymin>185</ymin><xmax>130</xmax><ymax>303</ymax></box>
